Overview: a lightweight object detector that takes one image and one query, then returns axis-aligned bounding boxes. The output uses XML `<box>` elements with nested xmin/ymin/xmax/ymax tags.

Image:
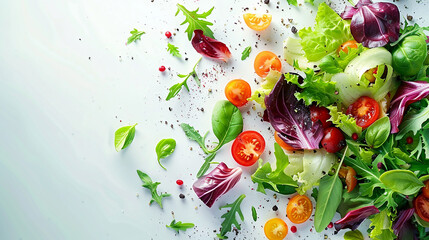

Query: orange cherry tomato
<box><xmin>422</xmin><ymin>180</ymin><xmax>429</xmax><ymax>199</ymax></box>
<box><xmin>254</xmin><ymin>51</ymin><xmax>282</xmax><ymax>78</ymax></box>
<box><xmin>346</xmin><ymin>96</ymin><xmax>380</xmax><ymax>129</ymax></box>
<box><xmin>286</xmin><ymin>195</ymin><xmax>313</xmax><ymax>224</ymax></box>
<box><xmin>274</xmin><ymin>131</ymin><xmax>296</xmax><ymax>151</ymax></box>
<box><xmin>414</xmin><ymin>194</ymin><xmax>429</xmax><ymax>222</ymax></box>
<box><xmin>264</xmin><ymin>218</ymin><xmax>288</xmax><ymax>240</ymax></box>
<box><xmin>243</xmin><ymin>13</ymin><xmax>272</xmax><ymax>31</ymax></box>
<box><xmin>224</xmin><ymin>79</ymin><xmax>252</xmax><ymax>107</ymax></box>
<box><xmin>337</xmin><ymin>40</ymin><xmax>358</xmax><ymax>54</ymax></box>
<box><xmin>338</xmin><ymin>166</ymin><xmax>357</xmax><ymax>193</ymax></box>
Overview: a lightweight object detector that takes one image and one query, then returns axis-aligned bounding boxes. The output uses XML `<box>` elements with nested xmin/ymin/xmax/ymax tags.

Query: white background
<box><xmin>0</xmin><ymin>0</ymin><xmax>427</xmax><ymax>239</ymax></box>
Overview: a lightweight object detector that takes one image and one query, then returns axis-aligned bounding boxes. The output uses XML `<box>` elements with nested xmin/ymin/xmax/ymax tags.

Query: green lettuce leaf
<box><xmin>369</xmin><ymin>210</ymin><xmax>396</xmax><ymax>240</ymax></box>
<box><xmin>319</xmin><ymin>44</ymin><xmax>365</xmax><ymax>74</ymax></box>
<box><xmin>326</xmin><ymin>105</ymin><xmax>362</xmax><ymax>137</ymax></box>
<box><xmin>298</xmin><ymin>3</ymin><xmax>353</xmax><ymax>62</ymax></box>
<box><xmin>283</xmin><ymin>149</ymin><xmax>336</xmax><ymax>194</ymax></box>
<box><xmin>247</xmin><ymin>70</ymin><xmax>282</xmax><ymax>108</ymax></box>
<box><xmin>284</xmin><ymin>37</ymin><xmax>320</xmax><ymax>70</ymax></box>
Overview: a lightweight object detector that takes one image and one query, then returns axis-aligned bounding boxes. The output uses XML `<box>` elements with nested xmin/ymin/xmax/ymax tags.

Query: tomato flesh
<box><xmin>264</xmin><ymin>218</ymin><xmax>288</xmax><ymax>240</ymax></box>
<box><xmin>243</xmin><ymin>13</ymin><xmax>272</xmax><ymax>31</ymax></box>
<box><xmin>415</xmin><ymin>195</ymin><xmax>429</xmax><ymax>222</ymax></box>
<box><xmin>225</xmin><ymin>79</ymin><xmax>251</xmax><ymax>107</ymax></box>
<box><xmin>231</xmin><ymin>131</ymin><xmax>265</xmax><ymax>166</ymax></box>
<box><xmin>254</xmin><ymin>51</ymin><xmax>282</xmax><ymax>78</ymax></box>
<box><xmin>346</xmin><ymin>96</ymin><xmax>380</xmax><ymax>129</ymax></box>
<box><xmin>286</xmin><ymin>195</ymin><xmax>313</xmax><ymax>224</ymax></box>
<box><xmin>337</xmin><ymin>40</ymin><xmax>358</xmax><ymax>54</ymax></box>
<box><xmin>423</xmin><ymin>180</ymin><xmax>429</xmax><ymax>199</ymax></box>
<box><xmin>310</xmin><ymin>105</ymin><xmax>332</xmax><ymax>129</ymax></box>
<box><xmin>321</xmin><ymin>127</ymin><xmax>345</xmax><ymax>153</ymax></box>
<box><xmin>339</xmin><ymin>166</ymin><xmax>357</xmax><ymax>193</ymax></box>
<box><xmin>274</xmin><ymin>131</ymin><xmax>296</xmax><ymax>151</ymax></box>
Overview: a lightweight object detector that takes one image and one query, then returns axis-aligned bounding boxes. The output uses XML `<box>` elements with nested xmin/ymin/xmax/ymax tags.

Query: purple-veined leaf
<box><xmin>191</xmin><ymin>30</ymin><xmax>231</xmax><ymax>62</ymax></box>
<box><xmin>334</xmin><ymin>205</ymin><xmax>379</xmax><ymax>231</ymax></box>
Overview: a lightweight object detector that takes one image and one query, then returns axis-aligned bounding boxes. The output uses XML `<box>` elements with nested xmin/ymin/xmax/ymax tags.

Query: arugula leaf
<box><xmin>422</xmin><ymin>129</ymin><xmax>429</xmax><ymax>159</ymax></box>
<box><xmin>180</xmin><ymin>123</ymin><xmax>209</xmax><ymax>153</ymax></box>
<box><xmin>319</xmin><ymin>45</ymin><xmax>364</xmax><ymax>74</ymax></box>
<box><xmin>368</xmin><ymin>210</ymin><xmax>396</xmax><ymax>240</ymax></box>
<box><xmin>136</xmin><ymin>170</ymin><xmax>170</xmax><ymax>208</ymax></box>
<box><xmin>166</xmin><ymin>58</ymin><xmax>201</xmax><ymax>101</ymax></box>
<box><xmin>114</xmin><ymin>123</ymin><xmax>137</xmax><ymax>151</ymax></box>
<box><xmin>287</xmin><ymin>0</ymin><xmax>298</xmax><ymax>6</ymax></box>
<box><xmin>241</xmin><ymin>46</ymin><xmax>251</xmax><ymax>60</ymax></box>
<box><xmin>251</xmin><ymin>206</ymin><xmax>257</xmax><ymax>221</ymax></box>
<box><xmin>127</xmin><ymin>28</ymin><xmax>145</xmax><ymax>45</ymax></box>
<box><xmin>397</xmin><ymin>99</ymin><xmax>429</xmax><ymax>139</ymax></box>
<box><xmin>176</xmin><ymin>4</ymin><xmax>214</xmax><ymax>41</ymax></box>
<box><xmin>167</xmin><ymin>43</ymin><xmax>182</xmax><ymax>58</ymax></box>
<box><xmin>155</xmin><ymin>139</ymin><xmax>176</xmax><ymax>170</ymax></box>
<box><xmin>166</xmin><ymin>219</ymin><xmax>195</xmax><ymax>233</ymax></box>
<box><xmin>251</xmin><ymin>143</ymin><xmax>298</xmax><ymax>195</ymax></box>
<box><xmin>217</xmin><ymin>194</ymin><xmax>246</xmax><ymax>239</ymax></box>
<box><xmin>196</xmin><ymin>152</ymin><xmax>216</xmax><ymax>178</ymax></box>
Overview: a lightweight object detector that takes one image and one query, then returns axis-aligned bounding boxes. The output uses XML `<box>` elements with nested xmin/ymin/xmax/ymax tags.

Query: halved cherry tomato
<box><xmin>225</xmin><ymin>79</ymin><xmax>252</xmax><ymax>107</ymax></box>
<box><xmin>422</xmin><ymin>180</ymin><xmax>429</xmax><ymax>199</ymax></box>
<box><xmin>274</xmin><ymin>131</ymin><xmax>296</xmax><ymax>151</ymax></box>
<box><xmin>254</xmin><ymin>51</ymin><xmax>282</xmax><ymax>78</ymax></box>
<box><xmin>231</xmin><ymin>131</ymin><xmax>265</xmax><ymax>166</ymax></box>
<box><xmin>346</xmin><ymin>96</ymin><xmax>380</xmax><ymax>129</ymax></box>
<box><xmin>286</xmin><ymin>195</ymin><xmax>313</xmax><ymax>224</ymax></box>
<box><xmin>414</xmin><ymin>195</ymin><xmax>429</xmax><ymax>222</ymax></box>
<box><xmin>339</xmin><ymin>166</ymin><xmax>357</xmax><ymax>193</ymax></box>
<box><xmin>337</xmin><ymin>40</ymin><xmax>358</xmax><ymax>54</ymax></box>
<box><xmin>310</xmin><ymin>105</ymin><xmax>332</xmax><ymax>129</ymax></box>
<box><xmin>243</xmin><ymin>13</ymin><xmax>272</xmax><ymax>31</ymax></box>
<box><xmin>321</xmin><ymin>127</ymin><xmax>345</xmax><ymax>153</ymax></box>
<box><xmin>264</xmin><ymin>218</ymin><xmax>288</xmax><ymax>240</ymax></box>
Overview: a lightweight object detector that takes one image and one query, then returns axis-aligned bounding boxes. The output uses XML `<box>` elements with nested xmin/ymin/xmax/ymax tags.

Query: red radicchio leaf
<box><xmin>343</xmin><ymin>1</ymin><xmax>400</xmax><ymax>48</ymax></box>
<box><xmin>393</xmin><ymin>208</ymin><xmax>415</xmax><ymax>236</ymax></box>
<box><xmin>191</xmin><ymin>30</ymin><xmax>231</xmax><ymax>62</ymax></box>
<box><xmin>265</xmin><ymin>74</ymin><xmax>324</xmax><ymax>149</ymax></box>
<box><xmin>334</xmin><ymin>205</ymin><xmax>379</xmax><ymax>231</ymax></box>
<box><xmin>192</xmin><ymin>162</ymin><xmax>242</xmax><ymax>208</ymax></box>
<box><xmin>389</xmin><ymin>81</ymin><xmax>429</xmax><ymax>133</ymax></box>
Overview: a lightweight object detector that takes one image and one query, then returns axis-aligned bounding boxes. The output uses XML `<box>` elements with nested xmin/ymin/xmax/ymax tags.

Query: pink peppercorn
<box><xmin>159</xmin><ymin>66</ymin><xmax>166</xmax><ymax>72</ymax></box>
<box><xmin>327</xmin><ymin>222</ymin><xmax>333</xmax><ymax>228</ymax></box>
<box><xmin>165</xmin><ymin>31</ymin><xmax>172</xmax><ymax>38</ymax></box>
<box><xmin>176</xmin><ymin>180</ymin><xmax>183</xmax><ymax>185</ymax></box>
<box><xmin>290</xmin><ymin>226</ymin><xmax>297</xmax><ymax>233</ymax></box>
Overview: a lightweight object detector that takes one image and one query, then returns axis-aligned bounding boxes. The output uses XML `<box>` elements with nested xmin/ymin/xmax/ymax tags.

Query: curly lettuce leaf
<box><xmin>247</xmin><ymin>70</ymin><xmax>282</xmax><ymax>108</ymax></box>
<box><xmin>284</xmin><ymin>149</ymin><xmax>336</xmax><ymax>194</ymax></box>
<box><xmin>327</xmin><ymin>105</ymin><xmax>362</xmax><ymax>137</ymax></box>
<box><xmin>319</xmin><ymin>44</ymin><xmax>365</xmax><ymax>74</ymax></box>
<box><xmin>299</xmin><ymin>3</ymin><xmax>353</xmax><ymax>62</ymax></box>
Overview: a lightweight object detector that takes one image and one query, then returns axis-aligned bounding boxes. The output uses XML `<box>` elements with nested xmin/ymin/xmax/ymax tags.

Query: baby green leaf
<box><xmin>155</xmin><ymin>139</ymin><xmax>176</xmax><ymax>170</ymax></box>
<box><xmin>344</xmin><ymin>230</ymin><xmax>364</xmax><ymax>240</ymax></box>
<box><xmin>166</xmin><ymin>58</ymin><xmax>201</xmax><ymax>101</ymax></box>
<box><xmin>196</xmin><ymin>152</ymin><xmax>216</xmax><ymax>178</ymax></box>
<box><xmin>241</xmin><ymin>46</ymin><xmax>251</xmax><ymax>60</ymax></box>
<box><xmin>127</xmin><ymin>29</ymin><xmax>145</xmax><ymax>45</ymax></box>
<box><xmin>365</xmin><ymin>117</ymin><xmax>391</xmax><ymax>148</ymax></box>
<box><xmin>380</xmin><ymin>170</ymin><xmax>424</xmax><ymax>195</ymax></box>
<box><xmin>175</xmin><ymin>4</ymin><xmax>214</xmax><ymax>40</ymax></box>
<box><xmin>218</xmin><ymin>194</ymin><xmax>246</xmax><ymax>238</ymax></box>
<box><xmin>114</xmin><ymin>123</ymin><xmax>137</xmax><ymax>152</ymax></box>
<box><xmin>180</xmin><ymin>123</ymin><xmax>209</xmax><ymax>154</ymax></box>
<box><xmin>251</xmin><ymin>206</ymin><xmax>257</xmax><ymax>221</ymax></box>
<box><xmin>166</xmin><ymin>219</ymin><xmax>195</xmax><ymax>233</ymax></box>
<box><xmin>136</xmin><ymin>170</ymin><xmax>170</xmax><ymax>208</ymax></box>
<box><xmin>287</xmin><ymin>0</ymin><xmax>298</xmax><ymax>6</ymax></box>
<box><xmin>167</xmin><ymin>43</ymin><xmax>182</xmax><ymax>58</ymax></box>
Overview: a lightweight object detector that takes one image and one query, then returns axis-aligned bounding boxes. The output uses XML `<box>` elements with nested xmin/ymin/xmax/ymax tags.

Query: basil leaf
<box><xmin>365</xmin><ymin>116</ymin><xmax>390</xmax><ymax>148</ymax></box>
<box><xmin>344</xmin><ymin>230</ymin><xmax>364</xmax><ymax>240</ymax></box>
<box><xmin>380</xmin><ymin>170</ymin><xmax>424</xmax><ymax>195</ymax></box>
<box><xmin>180</xmin><ymin>123</ymin><xmax>209</xmax><ymax>154</ymax></box>
<box><xmin>251</xmin><ymin>206</ymin><xmax>257</xmax><ymax>221</ymax></box>
<box><xmin>196</xmin><ymin>152</ymin><xmax>216</xmax><ymax>178</ymax></box>
<box><xmin>314</xmin><ymin>174</ymin><xmax>343</xmax><ymax>232</ymax></box>
<box><xmin>114</xmin><ymin>123</ymin><xmax>137</xmax><ymax>152</ymax></box>
<box><xmin>155</xmin><ymin>139</ymin><xmax>176</xmax><ymax>170</ymax></box>
<box><xmin>211</xmin><ymin>100</ymin><xmax>243</xmax><ymax>151</ymax></box>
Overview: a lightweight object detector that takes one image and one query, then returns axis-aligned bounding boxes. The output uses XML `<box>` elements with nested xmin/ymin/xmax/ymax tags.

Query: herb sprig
<box><xmin>166</xmin><ymin>58</ymin><xmax>202</xmax><ymax>101</ymax></box>
<box><xmin>167</xmin><ymin>43</ymin><xmax>182</xmax><ymax>58</ymax></box>
<box><xmin>166</xmin><ymin>219</ymin><xmax>195</xmax><ymax>233</ymax></box>
<box><xmin>127</xmin><ymin>28</ymin><xmax>145</xmax><ymax>45</ymax></box>
<box><xmin>241</xmin><ymin>46</ymin><xmax>251</xmax><ymax>60</ymax></box>
<box><xmin>137</xmin><ymin>170</ymin><xmax>170</xmax><ymax>209</ymax></box>
<box><xmin>176</xmin><ymin>4</ymin><xmax>215</xmax><ymax>40</ymax></box>
<box><xmin>217</xmin><ymin>194</ymin><xmax>246</xmax><ymax>239</ymax></box>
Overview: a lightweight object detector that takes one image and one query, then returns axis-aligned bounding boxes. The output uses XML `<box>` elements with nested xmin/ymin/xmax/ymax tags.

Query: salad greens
<box><xmin>166</xmin><ymin>58</ymin><xmax>202</xmax><ymax>101</ymax></box>
<box><xmin>319</xmin><ymin>44</ymin><xmax>364</xmax><ymax>74</ymax></box>
<box><xmin>241</xmin><ymin>46</ymin><xmax>251</xmax><ymax>60</ymax></box>
<box><xmin>175</xmin><ymin>4</ymin><xmax>214</xmax><ymax>40</ymax></box>
<box><xmin>136</xmin><ymin>170</ymin><xmax>170</xmax><ymax>209</ymax></box>
<box><xmin>167</xmin><ymin>43</ymin><xmax>182</xmax><ymax>58</ymax></box>
<box><xmin>126</xmin><ymin>28</ymin><xmax>145</xmax><ymax>45</ymax></box>
<box><xmin>247</xmin><ymin>70</ymin><xmax>282</xmax><ymax>108</ymax></box>
<box><xmin>217</xmin><ymin>194</ymin><xmax>246</xmax><ymax>239</ymax></box>
<box><xmin>251</xmin><ymin>206</ymin><xmax>257</xmax><ymax>221</ymax></box>
<box><xmin>114</xmin><ymin>123</ymin><xmax>137</xmax><ymax>152</ymax></box>
<box><xmin>166</xmin><ymin>219</ymin><xmax>195</xmax><ymax>233</ymax></box>
<box><xmin>155</xmin><ymin>138</ymin><xmax>176</xmax><ymax>170</ymax></box>
<box><xmin>344</xmin><ymin>230</ymin><xmax>364</xmax><ymax>240</ymax></box>
<box><xmin>365</xmin><ymin>116</ymin><xmax>390</xmax><ymax>149</ymax></box>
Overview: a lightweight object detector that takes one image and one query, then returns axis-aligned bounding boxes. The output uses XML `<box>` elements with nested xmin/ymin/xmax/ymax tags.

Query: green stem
<box><xmin>335</xmin><ymin>146</ymin><xmax>349</xmax><ymax>177</ymax></box>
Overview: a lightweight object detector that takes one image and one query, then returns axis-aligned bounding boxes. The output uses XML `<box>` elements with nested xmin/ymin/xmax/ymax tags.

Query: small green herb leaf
<box><xmin>114</xmin><ymin>123</ymin><xmax>137</xmax><ymax>152</ymax></box>
<box><xmin>175</xmin><ymin>4</ymin><xmax>215</xmax><ymax>40</ymax></box>
<box><xmin>218</xmin><ymin>194</ymin><xmax>246</xmax><ymax>238</ymax></box>
<box><xmin>241</xmin><ymin>46</ymin><xmax>251</xmax><ymax>60</ymax></box>
<box><xmin>166</xmin><ymin>219</ymin><xmax>195</xmax><ymax>233</ymax></box>
<box><xmin>127</xmin><ymin>29</ymin><xmax>145</xmax><ymax>45</ymax></box>
<box><xmin>365</xmin><ymin>116</ymin><xmax>391</xmax><ymax>148</ymax></box>
<box><xmin>155</xmin><ymin>139</ymin><xmax>176</xmax><ymax>170</ymax></box>
<box><xmin>136</xmin><ymin>170</ymin><xmax>170</xmax><ymax>208</ymax></box>
<box><xmin>344</xmin><ymin>230</ymin><xmax>364</xmax><ymax>240</ymax></box>
<box><xmin>167</xmin><ymin>43</ymin><xmax>182</xmax><ymax>58</ymax></box>
<box><xmin>287</xmin><ymin>0</ymin><xmax>298</xmax><ymax>6</ymax></box>
<box><xmin>180</xmin><ymin>123</ymin><xmax>209</xmax><ymax>154</ymax></box>
<box><xmin>166</xmin><ymin>58</ymin><xmax>201</xmax><ymax>101</ymax></box>
<box><xmin>379</xmin><ymin>170</ymin><xmax>424</xmax><ymax>195</ymax></box>
<box><xmin>196</xmin><ymin>152</ymin><xmax>216</xmax><ymax>178</ymax></box>
<box><xmin>251</xmin><ymin>206</ymin><xmax>257</xmax><ymax>221</ymax></box>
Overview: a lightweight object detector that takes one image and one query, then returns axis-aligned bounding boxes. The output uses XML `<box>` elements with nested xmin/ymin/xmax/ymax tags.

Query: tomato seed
<box><xmin>291</xmin><ymin>226</ymin><xmax>297</xmax><ymax>233</ymax></box>
<box><xmin>159</xmin><ymin>66</ymin><xmax>166</xmax><ymax>72</ymax></box>
<box><xmin>165</xmin><ymin>31</ymin><xmax>172</xmax><ymax>38</ymax></box>
<box><xmin>176</xmin><ymin>179</ymin><xmax>183</xmax><ymax>185</ymax></box>
<box><xmin>327</xmin><ymin>222</ymin><xmax>333</xmax><ymax>228</ymax></box>
<box><xmin>352</xmin><ymin>133</ymin><xmax>358</xmax><ymax>140</ymax></box>
<box><xmin>406</xmin><ymin>137</ymin><xmax>413</xmax><ymax>144</ymax></box>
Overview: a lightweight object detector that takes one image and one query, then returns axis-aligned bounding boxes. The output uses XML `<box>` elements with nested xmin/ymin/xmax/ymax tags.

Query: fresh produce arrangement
<box><xmin>117</xmin><ymin>1</ymin><xmax>429</xmax><ymax>239</ymax></box>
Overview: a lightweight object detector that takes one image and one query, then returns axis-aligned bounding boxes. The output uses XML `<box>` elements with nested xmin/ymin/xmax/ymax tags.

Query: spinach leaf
<box><xmin>314</xmin><ymin>146</ymin><xmax>348</xmax><ymax>232</ymax></box>
<box><xmin>114</xmin><ymin>123</ymin><xmax>137</xmax><ymax>152</ymax></box>
<box><xmin>365</xmin><ymin>117</ymin><xmax>390</xmax><ymax>148</ymax></box>
<box><xmin>166</xmin><ymin>219</ymin><xmax>194</xmax><ymax>233</ymax></box>
<box><xmin>155</xmin><ymin>139</ymin><xmax>176</xmax><ymax>170</ymax></box>
<box><xmin>136</xmin><ymin>170</ymin><xmax>170</xmax><ymax>208</ymax></box>
<box><xmin>211</xmin><ymin>100</ymin><xmax>243</xmax><ymax>152</ymax></box>
<box><xmin>379</xmin><ymin>170</ymin><xmax>424</xmax><ymax>195</ymax></box>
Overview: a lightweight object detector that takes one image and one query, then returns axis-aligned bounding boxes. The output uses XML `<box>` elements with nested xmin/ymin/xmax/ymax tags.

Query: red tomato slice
<box><xmin>231</xmin><ymin>131</ymin><xmax>265</xmax><ymax>166</ymax></box>
<box><xmin>414</xmin><ymin>195</ymin><xmax>429</xmax><ymax>222</ymax></box>
<box><xmin>346</xmin><ymin>96</ymin><xmax>380</xmax><ymax>129</ymax></box>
